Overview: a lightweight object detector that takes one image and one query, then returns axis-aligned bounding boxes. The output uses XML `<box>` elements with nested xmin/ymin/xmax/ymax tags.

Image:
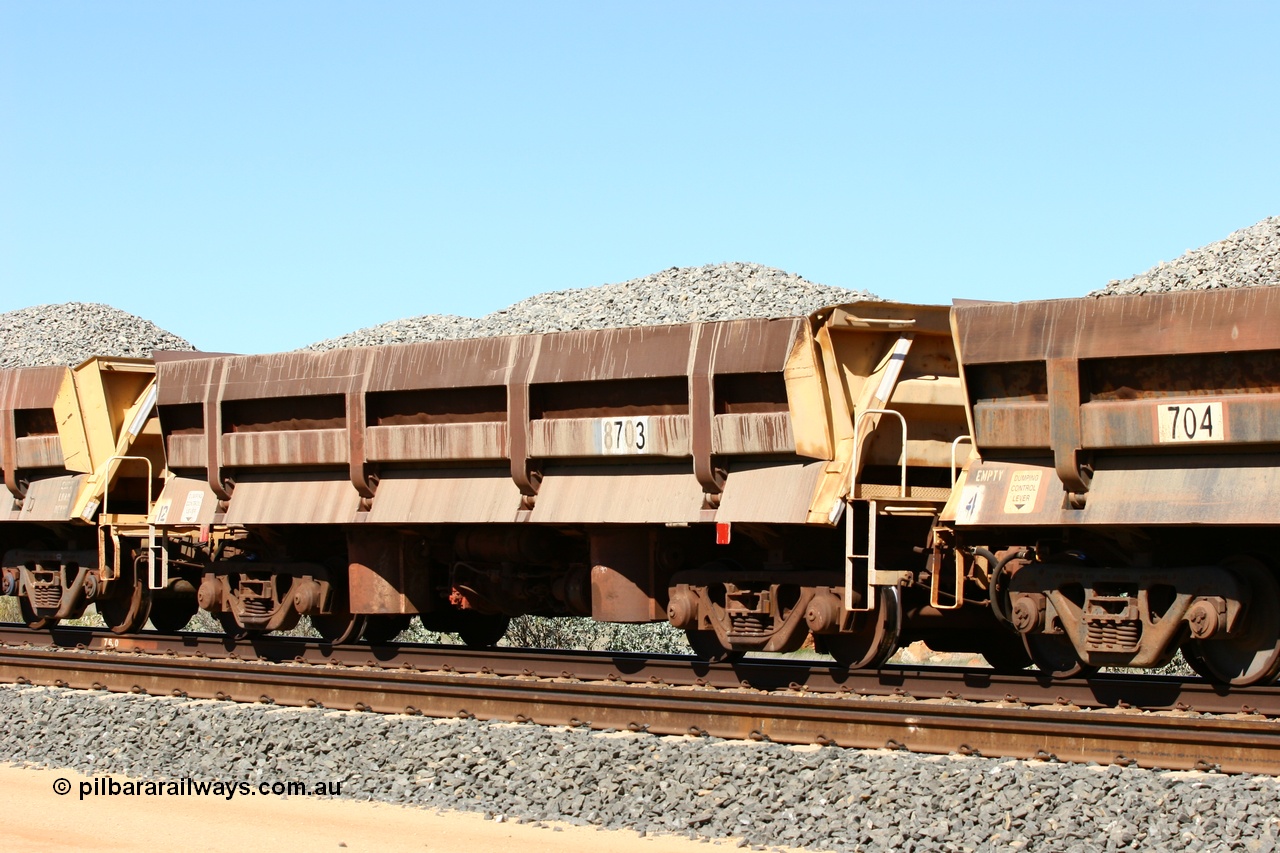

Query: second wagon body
<box><xmin>148</xmin><ymin>300</ymin><xmax>979</xmax><ymax>662</ymax></box>
<box><xmin>946</xmin><ymin>284</ymin><xmax>1280</xmax><ymax>684</ymax></box>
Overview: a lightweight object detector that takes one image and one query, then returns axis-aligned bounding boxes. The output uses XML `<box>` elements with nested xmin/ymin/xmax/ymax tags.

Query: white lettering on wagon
<box><xmin>1003</xmin><ymin>470</ymin><xmax>1043</xmax><ymax>514</ymax></box>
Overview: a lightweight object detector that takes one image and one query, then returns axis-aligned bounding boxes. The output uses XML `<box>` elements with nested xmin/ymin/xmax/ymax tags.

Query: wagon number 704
<box><xmin>1156</xmin><ymin>401</ymin><xmax>1224</xmax><ymax>443</ymax></box>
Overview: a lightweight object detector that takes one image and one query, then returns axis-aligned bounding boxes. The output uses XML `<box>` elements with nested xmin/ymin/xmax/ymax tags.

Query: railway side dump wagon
<box><xmin>947</xmin><ymin>285</ymin><xmax>1280</xmax><ymax>685</ymax></box>
<box><xmin>150</xmin><ymin>301</ymin><xmax>980</xmax><ymax>662</ymax></box>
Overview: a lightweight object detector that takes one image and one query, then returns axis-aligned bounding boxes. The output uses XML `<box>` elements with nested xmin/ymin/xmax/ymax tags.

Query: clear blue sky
<box><xmin>2</xmin><ymin>2</ymin><xmax>1277</xmax><ymax>354</ymax></box>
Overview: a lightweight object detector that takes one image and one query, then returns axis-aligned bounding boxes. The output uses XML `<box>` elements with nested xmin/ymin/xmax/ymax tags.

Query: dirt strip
<box><xmin>1</xmin><ymin>763</ymin><xmax>778</xmax><ymax>853</ymax></box>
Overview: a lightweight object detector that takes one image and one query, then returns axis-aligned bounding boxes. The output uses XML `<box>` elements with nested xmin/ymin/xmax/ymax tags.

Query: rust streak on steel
<box><xmin>1</xmin><ymin>636</ymin><xmax>1279</xmax><ymax>774</ymax></box>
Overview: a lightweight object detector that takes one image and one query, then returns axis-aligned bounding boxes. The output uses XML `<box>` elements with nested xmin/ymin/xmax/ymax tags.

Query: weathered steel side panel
<box><xmin>529</xmin><ymin>464</ymin><xmax>705</xmax><ymax>524</ymax></box>
<box><xmin>971</xmin><ymin>401</ymin><xmax>1050</xmax><ymax>448</ymax></box>
<box><xmin>223</xmin><ymin>473</ymin><xmax>361</xmax><ymax>525</ymax></box>
<box><xmin>1</xmin><ymin>366</ymin><xmax>68</xmax><ymax>505</ymax></box>
<box><xmin>165</xmin><ymin>434</ymin><xmax>207</xmax><ymax>470</ymax></box>
<box><xmin>155</xmin><ymin>357</ymin><xmax>218</xmax><ymax>406</ymax></box>
<box><xmin>15</xmin><ymin>475</ymin><xmax>84</xmax><ymax>522</ymax></box>
<box><xmin>952</xmin><ymin>457</ymin><xmax>1280</xmax><ymax>528</ymax></box>
<box><xmin>222</xmin><ymin>429</ymin><xmax>349</xmax><ymax>467</ymax></box>
<box><xmin>716</xmin><ymin>460</ymin><xmax>826</xmax><ymax>524</ymax></box>
<box><xmin>14</xmin><ymin>436</ymin><xmax>64</xmax><ymax>469</ymax></box>
<box><xmin>710</xmin><ymin>317</ymin><xmax>805</xmax><ymax>374</ymax></box>
<box><xmin>1</xmin><ymin>366</ymin><xmax>66</xmax><ymax>410</ymax></box>
<box><xmin>956</xmin><ymin>286</ymin><xmax>1280</xmax><ymax>365</ymax></box>
<box><xmin>365</xmin><ymin>468</ymin><xmax>521</xmax><ymax>524</ymax></box>
<box><xmin>529</xmin><ymin>325</ymin><xmax>694</xmax><ymax>384</ymax></box>
<box><xmin>366</xmin><ymin>423</ymin><xmax>508</xmax><ymax>462</ymax></box>
<box><xmin>217</xmin><ymin>349</ymin><xmax>369</xmax><ymax>402</ymax></box>
<box><xmin>711</xmin><ymin>413</ymin><xmax>794</xmax><ymax>455</ymax></box>
<box><xmin>365</xmin><ymin>336</ymin><xmax>515</xmax><ymax>392</ymax></box>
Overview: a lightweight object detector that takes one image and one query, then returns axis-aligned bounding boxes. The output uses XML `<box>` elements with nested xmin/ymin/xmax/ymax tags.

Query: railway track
<box><xmin>2</xmin><ymin>625</ymin><xmax>1279</xmax><ymax>775</ymax></box>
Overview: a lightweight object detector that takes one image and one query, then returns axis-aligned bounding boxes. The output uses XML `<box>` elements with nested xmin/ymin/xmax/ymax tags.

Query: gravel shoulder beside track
<box><xmin>2</xmin><ymin>764</ymin><xmax>729</xmax><ymax>853</ymax></box>
<box><xmin>3</xmin><ymin>684</ymin><xmax>1278</xmax><ymax>852</ymax></box>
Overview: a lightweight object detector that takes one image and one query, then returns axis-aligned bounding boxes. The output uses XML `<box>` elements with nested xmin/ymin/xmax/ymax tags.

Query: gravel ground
<box><xmin>306</xmin><ymin>262</ymin><xmax>877</xmax><ymax>351</ymax></box>
<box><xmin>1094</xmin><ymin>216</ymin><xmax>1280</xmax><ymax>297</ymax></box>
<box><xmin>0</xmin><ymin>302</ymin><xmax>193</xmax><ymax>369</ymax></box>
<box><xmin>2</xmin><ymin>683</ymin><xmax>1277</xmax><ymax>852</ymax></box>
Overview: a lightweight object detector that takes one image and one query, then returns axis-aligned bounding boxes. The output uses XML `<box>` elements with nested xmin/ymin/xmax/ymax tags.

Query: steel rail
<box><xmin>1</xmin><ymin>638</ymin><xmax>1278</xmax><ymax>775</ymax></box>
<box><xmin>9</xmin><ymin>624</ymin><xmax>1277</xmax><ymax>717</ymax></box>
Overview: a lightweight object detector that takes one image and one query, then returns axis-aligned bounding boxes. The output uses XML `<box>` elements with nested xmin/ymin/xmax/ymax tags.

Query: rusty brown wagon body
<box><xmin>8</xmin><ymin>285</ymin><xmax>1280</xmax><ymax>686</ymax></box>
<box><xmin>945</xmin><ymin>285</ymin><xmax>1280</xmax><ymax>685</ymax></box>
<box><xmin>149</xmin><ymin>301</ymin><xmax>976</xmax><ymax>661</ymax></box>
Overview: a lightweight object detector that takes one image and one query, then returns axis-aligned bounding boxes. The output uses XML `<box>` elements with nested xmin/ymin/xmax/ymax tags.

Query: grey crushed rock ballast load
<box><xmin>306</xmin><ymin>262</ymin><xmax>879</xmax><ymax>350</ymax></box>
<box><xmin>8</xmin><ymin>218</ymin><xmax>1278</xmax><ymax>366</ymax></box>
<box><xmin>0</xmin><ymin>302</ymin><xmax>194</xmax><ymax>369</ymax></box>
<box><xmin>1094</xmin><ymin>216</ymin><xmax>1280</xmax><ymax>297</ymax></box>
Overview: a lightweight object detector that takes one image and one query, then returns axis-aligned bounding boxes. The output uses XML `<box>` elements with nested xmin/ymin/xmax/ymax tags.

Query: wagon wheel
<box><xmin>363</xmin><ymin>614</ymin><xmax>411</xmax><ymax>645</ymax></box>
<box><xmin>19</xmin><ymin>597</ymin><xmax>58</xmax><ymax>631</ymax></box>
<box><xmin>147</xmin><ymin>597</ymin><xmax>199</xmax><ymax>633</ymax></box>
<box><xmin>97</xmin><ymin>573</ymin><xmax>151</xmax><ymax>634</ymax></box>
<box><xmin>979</xmin><ymin>639</ymin><xmax>1032</xmax><ymax>674</ymax></box>
<box><xmin>457</xmin><ymin>613</ymin><xmax>510</xmax><ymax>649</ymax></box>
<box><xmin>685</xmin><ymin>629</ymin><xmax>745</xmax><ymax>663</ymax></box>
<box><xmin>216</xmin><ymin>611</ymin><xmax>250</xmax><ymax>639</ymax></box>
<box><xmin>1023</xmin><ymin>633</ymin><xmax>1096</xmax><ymax>679</ymax></box>
<box><xmin>820</xmin><ymin>586</ymin><xmax>902</xmax><ymax>670</ymax></box>
<box><xmin>1181</xmin><ymin>556</ymin><xmax>1280</xmax><ymax>687</ymax></box>
<box><xmin>309</xmin><ymin>557</ymin><xmax>366</xmax><ymax>644</ymax></box>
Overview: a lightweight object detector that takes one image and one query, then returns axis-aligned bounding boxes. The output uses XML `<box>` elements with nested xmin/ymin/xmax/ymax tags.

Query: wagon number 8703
<box><xmin>599</xmin><ymin>416</ymin><xmax>652</xmax><ymax>454</ymax></box>
<box><xmin>1156</xmin><ymin>401</ymin><xmax>1224</xmax><ymax>443</ymax></box>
